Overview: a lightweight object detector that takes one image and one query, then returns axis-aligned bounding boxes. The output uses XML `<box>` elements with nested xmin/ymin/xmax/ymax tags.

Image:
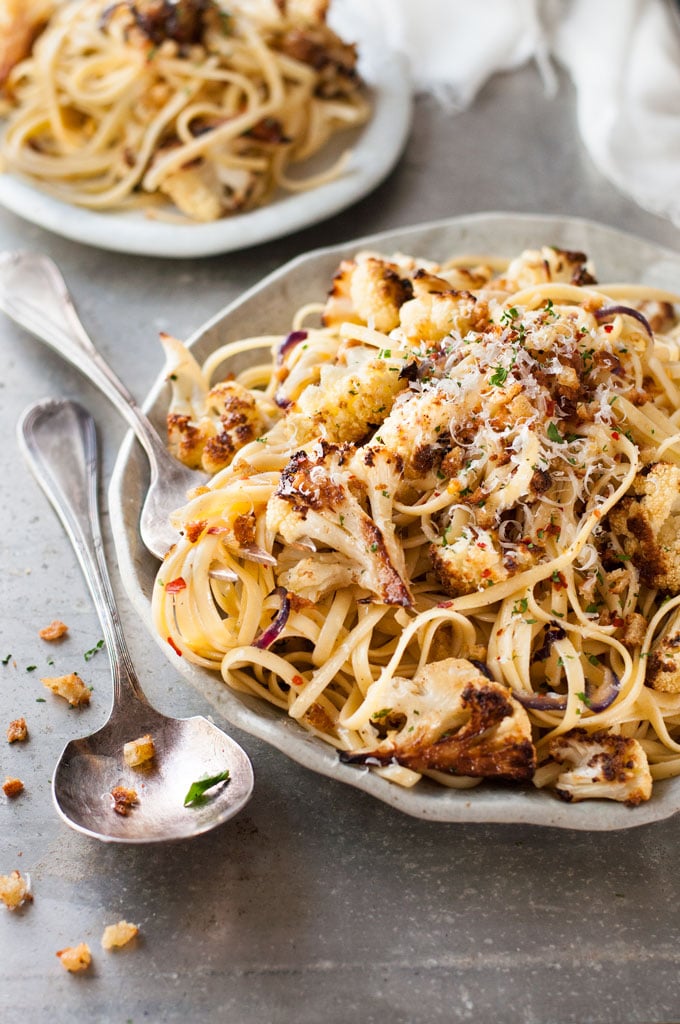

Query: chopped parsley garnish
<box><xmin>489</xmin><ymin>365</ymin><xmax>508</xmax><ymax>387</ymax></box>
<box><xmin>26</xmin><ymin>665</ymin><xmax>37</xmax><ymax>672</ymax></box>
<box><xmin>547</xmin><ymin>421</ymin><xmax>564</xmax><ymax>444</ymax></box>
<box><xmin>576</xmin><ymin>691</ymin><xmax>593</xmax><ymax>708</ymax></box>
<box><xmin>84</xmin><ymin>639</ymin><xmax>105</xmax><ymax>661</ymax></box>
<box><xmin>1</xmin><ymin>654</ymin><xmax>11</xmax><ymax>665</ymax></box>
<box><xmin>371</xmin><ymin>708</ymin><xmax>393</xmax><ymax>720</ymax></box>
<box><xmin>500</xmin><ymin>306</ymin><xmax>518</xmax><ymax>325</ymax></box>
<box><xmin>512</xmin><ymin>598</ymin><xmax>529</xmax><ymax>616</ymax></box>
<box><xmin>183</xmin><ymin>769</ymin><xmax>231</xmax><ymax>807</ymax></box>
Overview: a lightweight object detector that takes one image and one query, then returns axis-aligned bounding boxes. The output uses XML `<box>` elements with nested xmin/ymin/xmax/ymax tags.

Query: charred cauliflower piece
<box><xmin>162</xmin><ymin>333</ymin><xmax>273</xmax><ymax>473</ymax></box>
<box><xmin>646</xmin><ymin>607</ymin><xmax>680</xmax><ymax>693</ymax></box>
<box><xmin>341</xmin><ymin>658</ymin><xmax>535</xmax><ymax>781</ymax></box>
<box><xmin>502</xmin><ymin>246</ymin><xmax>597</xmax><ymax>289</ymax></box>
<box><xmin>430</xmin><ymin>526</ymin><xmax>510</xmax><ymax>597</ymax></box>
<box><xmin>322</xmin><ymin>254</ymin><xmax>413</xmax><ymax>331</ymax></box>
<box><xmin>289</xmin><ymin>347</ymin><xmax>407</xmax><ymax>444</ymax></box>
<box><xmin>608</xmin><ymin>463</ymin><xmax>680</xmax><ymax>592</ymax></box>
<box><xmin>201</xmin><ymin>380</ymin><xmax>268</xmax><ymax>473</ymax></box>
<box><xmin>266</xmin><ymin>442</ymin><xmax>412</xmax><ymax>606</ymax></box>
<box><xmin>548</xmin><ymin>728</ymin><xmax>652</xmax><ymax>805</ymax></box>
<box><xmin>0</xmin><ymin>0</ymin><xmax>53</xmax><ymax>86</ymax></box>
<box><xmin>159</xmin><ymin>160</ymin><xmax>255</xmax><ymax>221</ymax></box>
<box><xmin>399</xmin><ymin>289</ymin><xmax>485</xmax><ymax>345</ymax></box>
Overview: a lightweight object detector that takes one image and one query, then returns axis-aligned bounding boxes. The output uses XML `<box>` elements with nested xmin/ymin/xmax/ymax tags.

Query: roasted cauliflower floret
<box><xmin>158</xmin><ymin>160</ymin><xmax>227</xmax><ymax>222</ymax></box>
<box><xmin>322</xmin><ymin>254</ymin><xmax>413</xmax><ymax>330</ymax></box>
<box><xmin>200</xmin><ymin>380</ymin><xmax>269</xmax><ymax>473</ymax></box>
<box><xmin>340</xmin><ymin>658</ymin><xmax>536</xmax><ymax>781</ymax></box>
<box><xmin>266</xmin><ymin>442</ymin><xmax>412</xmax><ymax>606</ymax></box>
<box><xmin>288</xmin><ymin>348</ymin><xmax>407</xmax><ymax>444</ymax></box>
<box><xmin>548</xmin><ymin>728</ymin><xmax>652</xmax><ymax>805</ymax></box>
<box><xmin>430</xmin><ymin>526</ymin><xmax>510</xmax><ymax>597</ymax></box>
<box><xmin>608</xmin><ymin>462</ymin><xmax>680</xmax><ymax>592</ymax></box>
<box><xmin>370</xmin><ymin>389</ymin><xmax>457</xmax><ymax>483</ymax></box>
<box><xmin>0</xmin><ymin>0</ymin><xmax>53</xmax><ymax>86</ymax></box>
<box><xmin>278</xmin><ymin>551</ymin><xmax>362</xmax><ymax>603</ymax></box>
<box><xmin>398</xmin><ymin>289</ymin><xmax>486</xmax><ymax>345</ymax></box>
<box><xmin>162</xmin><ymin>332</ymin><xmax>274</xmax><ymax>472</ymax></box>
<box><xmin>646</xmin><ymin>607</ymin><xmax>680</xmax><ymax>692</ymax></box>
<box><xmin>502</xmin><ymin>246</ymin><xmax>597</xmax><ymax>289</ymax></box>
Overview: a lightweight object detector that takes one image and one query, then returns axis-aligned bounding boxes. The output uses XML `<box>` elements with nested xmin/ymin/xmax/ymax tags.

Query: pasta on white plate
<box><xmin>0</xmin><ymin>0</ymin><xmax>369</xmax><ymax>220</ymax></box>
<box><xmin>154</xmin><ymin>243</ymin><xmax>680</xmax><ymax>806</ymax></box>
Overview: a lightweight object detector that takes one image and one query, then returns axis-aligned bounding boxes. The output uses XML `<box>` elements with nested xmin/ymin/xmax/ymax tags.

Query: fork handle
<box><xmin>18</xmin><ymin>398</ymin><xmax>147</xmax><ymax>706</ymax></box>
<box><xmin>0</xmin><ymin>251</ymin><xmax>170</xmax><ymax>478</ymax></box>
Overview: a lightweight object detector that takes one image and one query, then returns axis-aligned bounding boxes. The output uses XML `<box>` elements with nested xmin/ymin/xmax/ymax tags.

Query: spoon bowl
<box><xmin>53</xmin><ymin>711</ymin><xmax>253</xmax><ymax>843</ymax></box>
<box><xmin>19</xmin><ymin>398</ymin><xmax>254</xmax><ymax>843</ymax></box>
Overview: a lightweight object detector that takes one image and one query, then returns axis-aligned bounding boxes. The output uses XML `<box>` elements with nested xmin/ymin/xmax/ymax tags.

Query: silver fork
<box><xmin>0</xmin><ymin>250</ymin><xmax>207</xmax><ymax>559</ymax></box>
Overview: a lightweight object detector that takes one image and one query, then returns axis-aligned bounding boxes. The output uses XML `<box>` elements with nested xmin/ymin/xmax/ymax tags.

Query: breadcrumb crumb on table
<box><xmin>101</xmin><ymin>920</ymin><xmax>139</xmax><ymax>950</ymax></box>
<box><xmin>56</xmin><ymin>943</ymin><xmax>92</xmax><ymax>973</ymax></box>
<box><xmin>6</xmin><ymin>717</ymin><xmax>28</xmax><ymax>742</ymax></box>
<box><xmin>41</xmin><ymin>672</ymin><xmax>91</xmax><ymax>706</ymax></box>
<box><xmin>110</xmin><ymin>786</ymin><xmax>138</xmax><ymax>816</ymax></box>
<box><xmin>38</xmin><ymin>619</ymin><xmax>68</xmax><ymax>641</ymax></box>
<box><xmin>0</xmin><ymin>869</ymin><xmax>32</xmax><ymax>910</ymax></box>
<box><xmin>123</xmin><ymin>734</ymin><xmax>155</xmax><ymax>767</ymax></box>
<box><xmin>3</xmin><ymin>777</ymin><xmax>24</xmax><ymax>798</ymax></box>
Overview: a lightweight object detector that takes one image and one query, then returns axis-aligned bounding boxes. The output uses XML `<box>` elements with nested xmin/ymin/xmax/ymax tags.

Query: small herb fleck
<box><xmin>183</xmin><ymin>770</ymin><xmax>231</xmax><ymax>807</ymax></box>
<box><xmin>84</xmin><ymin>639</ymin><xmax>104</xmax><ymax>661</ymax></box>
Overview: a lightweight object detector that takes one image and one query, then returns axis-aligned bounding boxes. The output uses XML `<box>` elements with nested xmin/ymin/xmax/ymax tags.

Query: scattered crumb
<box><xmin>0</xmin><ymin>869</ymin><xmax>32</xmax><ymax>910</ymax></box>
<box><xmin>56</xmin><ymin>943</ymin><xmax>91</xmax><ymax>973</ymax></box>
<box><xmin>3</xmin><ymin>777</ymin><xmax>24</xmax><ymax>798</ymax></box>
<box><xmin>110</xmin><ymin>786</ymin><xmax>138</xmax><ymax>816</ymax></box>
<box><xmin>41</xmin><ymin>672</ymin><xmax>91</xmax><ymax>706</ymax></box>
<box><xmin>123</xmin><ymin>734</ymin><xmax>155</xmax><ymax>768</ymax></box>
<box><xmin>39</xmin><ymin>620</ymin><xmax>68</xmax><ymax>641</ymax></box>
<box><xmin>101</xmin><ymin>920</ymin><xmax>139</xmax><ymax>949</ymax></box>
<box><xmin>6</xmin><ymin>717</ymin><xmax>28</xmax><ymax>743</ymax></box>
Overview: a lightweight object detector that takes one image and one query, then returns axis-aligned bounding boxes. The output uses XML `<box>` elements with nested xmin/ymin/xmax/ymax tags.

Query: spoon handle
<box><xmin>0</xmin><ymin>250</ymin><xmax>171</xmax><ymax>477</ymax></box>
<box><xmin>18</xmin><ymin>398</ymin><xmax>147</xmax><ymax>707</ymax></box>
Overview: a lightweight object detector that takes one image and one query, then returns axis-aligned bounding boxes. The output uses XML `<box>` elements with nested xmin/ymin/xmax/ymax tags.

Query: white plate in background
<box><xmin>0</xmin><ymin>44</ymin><xmax>411</xmax><ymax>258</ymax></box>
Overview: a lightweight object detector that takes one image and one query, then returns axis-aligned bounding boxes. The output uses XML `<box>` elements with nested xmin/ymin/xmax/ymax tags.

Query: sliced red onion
<box><xmin>513</xmin><ymin>665</ymin><xmax>621</xmax><ymax>713</ymax></box>
<box><xmin>276</xmin><ymin>330</ymin><xmax>308</xmax><ymax>365</ymax></box>
<box><xmin>530</xmin><ymin>625</ymin><xmax>567</xmax><ymax>664</ymax></box>
<box><xmin>241</xmin><ymin>545</ymin><xmax>277</xmax><ymax>566</ymax></box>
<box><xmin>594</xmin><ymin>305</ymin><xmax>653</xmax><ymax>339</ymax></box>
<box><xmin>253</xmin><ymin>587</ymin><xmax>291</xmax><ymax>649</ymax></box>
<box><xmin>208</xmin><ymin>566</ymin><xmax>238</xmax><ymax>583</ymax></box>
<box><xmin>274</xmin><ymin>391</ymin><xmax>292</xmax><ymax>410</ymax></box>
<box><xmin>585</xmin><ymin>666</ymin><xmax>621</xmax><ymax>712</ymax></box>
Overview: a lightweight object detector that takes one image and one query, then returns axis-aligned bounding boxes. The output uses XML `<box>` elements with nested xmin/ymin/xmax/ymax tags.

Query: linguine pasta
<box><xmin>154</xmin><ymin>244</ymin><xmax>680</xmax><ymax>805</ymax></box>
<box><xmin>0</xmin><ymin>0</ymin><xmax>369</xmax><ymax>220</ymax></box>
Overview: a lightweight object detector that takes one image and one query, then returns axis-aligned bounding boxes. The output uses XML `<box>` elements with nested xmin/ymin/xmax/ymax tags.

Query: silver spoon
<box><xmin>0</xmin><ymin>250</ymin><xmax>207</xmax><ymax>559</ymax></box>
<box><xmin>18</xmin><ymin>398</ymin><xmax>254</xmax><ymax>843</ymax></box>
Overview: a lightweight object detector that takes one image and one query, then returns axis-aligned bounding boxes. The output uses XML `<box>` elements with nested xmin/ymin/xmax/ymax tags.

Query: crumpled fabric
<box><xmin>330</xmin><ymin>0</ymin><xmax>680</xmax><ymax>227</ymax></box>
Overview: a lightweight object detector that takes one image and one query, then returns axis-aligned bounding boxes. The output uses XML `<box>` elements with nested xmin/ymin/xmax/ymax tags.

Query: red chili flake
<box><xmin>437</xmin><ymin>600</ymin><xmax>454</xmax><ymax>609</ymax></box>
<box><xmin>167</xmin><ymin>636</ymin><xmax>183</xmax><ymax>656</ymax></box>
<box><xmin>291</xmin><ymin>674</ymin><xmax>304</xmax><ymax>686</ymax></box>
<box><xmin>481</xmin><ymin>568</ymin><xmax>492</xmax><ymax>578</ymax></box>
<box><xmin>545</xmin><ymin>399</ymin><xmax>556</xmax><ymax>416</ymax></box>
<box><xmin>165</xmin><ymin>577</ymin><xmax>187</xmax><ymax>593</ymax></box>
<box><xmin>611</xmin><ymin>431</ymin><xmax>621</xmax><ymax>440</ymax></box>
<box><xmin>207</xmin><ymin>525</ymin><xmax>229</xmax><ymax>535</ymax></box>
<box><xmin>553</xmin><ymin>571</ymin><xmax>568</xmax><ymax>590</ymax></box>
<box><xmin>604</xmin><ymin>324</ymin><xmax>614</xmax><ymax>333</ymax></box>
<box><xmin>477</xmin><ymin>542</ymin><xmax>487</xmax><ymax>549</ymax></box>
<box><xmin>611</xmin><ymin>615</ymin><xmax>625</xmax><ymax>628</ymax></box>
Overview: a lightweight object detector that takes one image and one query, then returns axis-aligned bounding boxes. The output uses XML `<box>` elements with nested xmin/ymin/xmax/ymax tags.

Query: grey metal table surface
<box><xmin>2</xmin><ymin>64</ymin><xmax>680</xmax><ymax>1024</ymax></box>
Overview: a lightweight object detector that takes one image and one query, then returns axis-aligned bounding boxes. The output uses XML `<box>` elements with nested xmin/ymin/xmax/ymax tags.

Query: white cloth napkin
<box><xmin>330</xmin><ymin>0</ymin><xmax>680</xmax><ymax>229</ymax></box>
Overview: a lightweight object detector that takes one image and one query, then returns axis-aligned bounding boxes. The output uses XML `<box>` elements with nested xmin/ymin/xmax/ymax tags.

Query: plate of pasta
<box><xmin>110</xmin><ymin>211</ymin><xmax>680</xmax><ymax>829</ymax></box>
<box><xmin>0</xmin><ymin>0</ymin><xmax>410</xmax><ymax>257</ymax></box>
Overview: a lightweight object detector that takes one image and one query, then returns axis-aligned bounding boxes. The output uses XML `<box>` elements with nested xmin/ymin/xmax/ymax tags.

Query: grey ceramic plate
<box><xmin>110</xmin><ymin>212</ymin><xmax>680</xmax><ymax>829</ymax></box>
